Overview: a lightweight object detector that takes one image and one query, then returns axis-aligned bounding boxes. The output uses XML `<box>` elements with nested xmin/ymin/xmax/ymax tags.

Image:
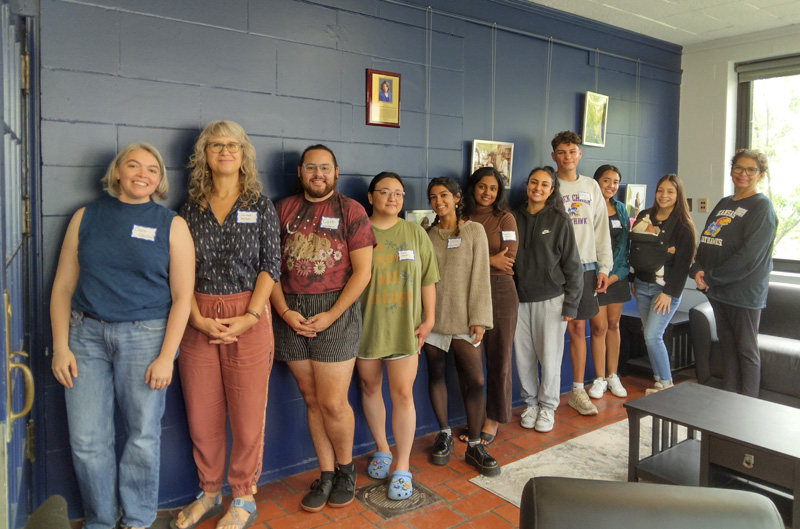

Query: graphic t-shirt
<box><xmin>276</xmin><ymin>192</ymin><xmax>376</xmax><ymax>294</ymax></box>
<box><xmin>359</xmin><ymin>220</ymin><xmax>439</xmax><ymax>359</ymax></box>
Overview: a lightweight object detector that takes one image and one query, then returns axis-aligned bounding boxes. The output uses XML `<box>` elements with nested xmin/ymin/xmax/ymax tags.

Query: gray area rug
<box><xmin>471</xmin><ymin>417</ymin><xmax>675</xmax><ymax>507</ymax></box>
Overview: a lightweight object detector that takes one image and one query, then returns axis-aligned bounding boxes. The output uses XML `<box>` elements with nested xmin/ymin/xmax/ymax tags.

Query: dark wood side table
<box><xmin>625</xmin><ymin>382</ymin><xmax>800</xmax><ymax>528</ymax></box>
<box><xmin>619</xmin><ymin>310</ymin><xmax>693</xmax><ymax>376</ymax></box>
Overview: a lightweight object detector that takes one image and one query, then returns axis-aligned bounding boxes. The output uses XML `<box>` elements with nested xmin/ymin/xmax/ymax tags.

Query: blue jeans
<box><xmin>65</xmin><ymin>311</ymin><xmax>169</xmax><ymax>529</ymax></box>
<box><xmin>633</xmin><ymin>279</ymin><xmax>681</xmax><ymax>382</ymax></box>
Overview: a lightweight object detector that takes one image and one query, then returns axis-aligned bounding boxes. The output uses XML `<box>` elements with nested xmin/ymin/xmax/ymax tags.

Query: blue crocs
<box><xmin>387</xmin><ymin>470</ymin><xmax>413</xmax><ymax>500</ymax></box>
<box><xmin>367</xmin><ymin>451</ymin><xmax>393</xmax><ymax>480</ymax></box>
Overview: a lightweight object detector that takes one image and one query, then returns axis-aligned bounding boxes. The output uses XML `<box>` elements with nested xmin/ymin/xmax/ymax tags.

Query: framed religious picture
<box><xmin>470</xmin><ymin>139</ymin><xmax>514</xmax><ymax>188</ymax></box>
<box><xmin>366</xmin><ymin>69</ymin><xmax>401</xmax><ymax>127</ymax></box>
<box><xmin>582</xmin><ymin>91</ymin><xmax>609</xmax><ymax>147</ymax></box>
<box><xmin>405</xmin><ymin>209</ymin><xmax>436</xmax><ymax>230</ymax></box>
<box><xmin>625</xmin><ymin>184</ymin><xmax>647</xmax><ymax>227</ymax></box>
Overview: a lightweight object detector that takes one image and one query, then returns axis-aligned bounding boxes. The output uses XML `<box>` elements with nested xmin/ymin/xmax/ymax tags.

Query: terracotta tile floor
<box><xmin>147</xmin><ymin>371</ymin><xmax>687</xmax><ymax>529</ymax></box>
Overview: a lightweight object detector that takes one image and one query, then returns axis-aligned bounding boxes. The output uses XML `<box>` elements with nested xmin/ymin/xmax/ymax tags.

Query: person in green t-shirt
<box><xmin>357</xmin><ymin>172</ymin><xmax>439</xmax><ymax>501</ymax></box>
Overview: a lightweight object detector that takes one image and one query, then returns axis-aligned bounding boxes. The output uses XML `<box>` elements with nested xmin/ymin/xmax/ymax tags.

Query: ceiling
<box><xmin>523</xmin><ymin>0</ymin><xmax>800</xmax><ymax>47</ymax></box>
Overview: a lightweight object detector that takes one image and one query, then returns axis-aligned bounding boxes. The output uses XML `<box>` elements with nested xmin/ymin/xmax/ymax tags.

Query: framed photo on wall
<box><xmin>366</xmin><ymin>69</ymin><xmax>401</xmax><ymax>127</ymax></box>
<box><xmin>405</xmin><ymin>209</ymin><xmax>436</xmax><ymax>229</ymax></box>
<box><xmin>470</xmin><ymin>139</ymin><xmax>514</xmax><ymax>188</ymax></box>
<box><xmin>625</xmin><ymin>184</ymin><xmax>647</xmax><ymax>227</ymax></box>
<box><xmin>582</xmin><ymin>91</ymin><xmax>609</xmax><ymax>147</ymax></box>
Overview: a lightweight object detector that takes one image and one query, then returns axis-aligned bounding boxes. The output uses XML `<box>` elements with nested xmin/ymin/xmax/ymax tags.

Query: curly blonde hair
<box><xmin>101</xmin><ymin>142</ymin><xmax>168</xmax><ymax>200</ymax></box>
<box><xmin>186</xmin><ymin>120</ymin><xmax>261</xmax><ymax>208</ymax></box>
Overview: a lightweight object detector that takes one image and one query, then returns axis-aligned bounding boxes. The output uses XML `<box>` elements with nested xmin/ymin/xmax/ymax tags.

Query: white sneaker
<box><xmin>534</xmin><ymin>407</ymin><xmax>554</xmax><ymax>433</ymax></box>
<box><xmin>587</xmin><ymin>377</ymin><xmax>608</xmax><ymax>399</ymax></box>
<box><xmin>605</xmin><ymin>374</ymin><xmax>627</xmax><ymax>397</ymax></box>
<box><xmin>520</xmin><ymin>404</ymin><xmax>539</xmax><ymax>429</ymax></box>
<box><xmin>568</xmin><ymin>387</ymin><xmax>598</xmax><ymax>415</ymax></box>
<box><xmin>646</xmin><ymin>381</ymin><xmax>674</xmax><ymax>395</ymax></box>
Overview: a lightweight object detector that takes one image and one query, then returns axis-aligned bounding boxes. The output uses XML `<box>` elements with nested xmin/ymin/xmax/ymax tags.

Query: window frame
<box><xmin>735</xmin><ymin>55</ymin><xmax>800</xmax><ymax>273</ymax></box>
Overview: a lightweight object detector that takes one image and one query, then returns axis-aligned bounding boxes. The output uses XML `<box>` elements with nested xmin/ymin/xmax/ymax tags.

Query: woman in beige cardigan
<box><xmin>421</xmin><ymin>177</ymin><xmax>497</xmax><ymax>477</ymax></box>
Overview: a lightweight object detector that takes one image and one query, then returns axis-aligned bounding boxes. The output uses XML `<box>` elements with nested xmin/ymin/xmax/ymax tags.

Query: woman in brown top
<box><xmin>462</xmin><ymin>167</ymin><xmax>518</xmax><ymax>444</ymax></box>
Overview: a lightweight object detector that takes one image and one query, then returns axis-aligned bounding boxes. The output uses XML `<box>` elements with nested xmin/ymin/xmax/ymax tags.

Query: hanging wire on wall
<box><xmin>594</xmin><ymin>48</ymin><xmax>600</xmax><ymax>93</ymax></box>
<box><xmin>491</xmin><ymin>23</ymin><xmax>497</xmax><ymax>140</ymax></box>
<box><xmin>425</xmin><ymin>6</ymin><xmax>433</xmax><ymax>186</ymax></box>
<box><xmin>635</xmin><ymin>59</ymin><xmax>641</xmax><ymax>183</ymax></box>
<box><xmin>542</xmin><ymin>37</ymin><xmax>553</xmax><ymax>164</ymax></box>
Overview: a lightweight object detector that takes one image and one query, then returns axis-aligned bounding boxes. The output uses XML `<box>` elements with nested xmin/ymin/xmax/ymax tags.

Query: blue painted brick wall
<box><xmin>35</xmin><ymin>0</ymin><xmax>681</xmax><ymax>516</ymax></box>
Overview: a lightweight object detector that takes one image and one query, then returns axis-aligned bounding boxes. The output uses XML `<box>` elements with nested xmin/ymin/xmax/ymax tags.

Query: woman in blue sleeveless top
<box><xmin>50</xmin><ymin>143</ymin><xmax>195</xmax><ymax>529</ymax></box>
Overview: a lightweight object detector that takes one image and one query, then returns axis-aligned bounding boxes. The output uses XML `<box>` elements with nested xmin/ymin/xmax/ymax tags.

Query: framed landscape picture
<box><xmin>582</xmin><ymin>91</ymin><xmax>609</xmax><ymax>147</ymax></box>
<box><xmin>470</xmin><ymin>139</ymin><xmax>514</xmax><ymax>188</ymax></box>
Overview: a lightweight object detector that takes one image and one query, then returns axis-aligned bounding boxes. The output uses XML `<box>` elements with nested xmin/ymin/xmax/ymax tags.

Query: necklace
<box><xmin>437</xmin><ymin>227</ymin><xmax>452</xmax><ymax>240</ymax></box>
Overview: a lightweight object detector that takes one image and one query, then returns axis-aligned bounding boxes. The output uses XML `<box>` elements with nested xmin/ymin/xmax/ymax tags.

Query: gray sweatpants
<box><xmin>513</xmin><ymin>295</ymin><xmax>567</xmax><ymax>411</ymax></box>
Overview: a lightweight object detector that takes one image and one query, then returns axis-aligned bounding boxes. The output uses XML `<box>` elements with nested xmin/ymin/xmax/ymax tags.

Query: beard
<box><xmin>302</xmin><ymin>175</ymin><xmax>337</xmax><ymax>199</ymax></box>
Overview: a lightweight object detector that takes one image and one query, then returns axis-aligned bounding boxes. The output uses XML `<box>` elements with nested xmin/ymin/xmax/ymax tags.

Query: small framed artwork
<box><xmin>470</xmin><ymin>139</ymin><xmax>514</xmax><ymax>188</ymax></box>
<box><xmin>366</xmin><ymin>69</ymin><xmax>401</xmax><ymax>127</ymax></box>
<box><xmin>405</xmin><ymin>209</ymin><xmax>436</xmax><ymax>230</ymax></box>
<box><xmin>582</xmin><ymin>91</ymin><xmax>609</xmax><ymax>147</ymax></box>
<box><xmin>625</xmin><ymin>184</ymin><xmax>647</xmax><ymax>227</ymax></box>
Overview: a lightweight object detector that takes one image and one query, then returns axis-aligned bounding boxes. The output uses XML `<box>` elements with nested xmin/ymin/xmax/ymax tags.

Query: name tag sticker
<box><xmin>735</xmin><ymin>207</ymin><xmax>748</xmax><ymax>217</ymax></box>
<box><xmin>501</xmin><ymin>230</ymin><xmax>516</xmax><ymax>241</ymax></box>
<box><xmin>398</xmin><ymin>249</ymin><xmax>415</xmax><ymax>261</ymax></box>
<box><xmin>611</xmin><ymin>219</ymin><xmax>622</xmax><ymax>229</ymax></box>
<box><xmin>237</xmin><ymin>211</ymin><xmax>257</xmax><ymax>223</ymax></box>
<box><xmin>131</xmin><ymin>225</ymin><xmax>156</xmax><ymax>242</ymax></box>
<box><xmin>579</xmin><ymin>191</ymin><xmax>591</xmax><ymax>201</ymax></box>
<box><xmin>446</xmin><ymin>237</ymin><xmax>462</xmax><ymax>249</ymax></box>
<box><xmin>320</xmin><ymin>216</ymin><xmax>340</xmax><ymax>229</ymax></box>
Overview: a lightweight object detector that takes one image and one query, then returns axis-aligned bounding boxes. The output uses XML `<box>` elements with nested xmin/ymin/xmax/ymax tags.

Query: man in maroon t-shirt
<box><xmin>271</xmin><ymin>144</ymin><xmax>375</xmax><ymax>512</ymax></box>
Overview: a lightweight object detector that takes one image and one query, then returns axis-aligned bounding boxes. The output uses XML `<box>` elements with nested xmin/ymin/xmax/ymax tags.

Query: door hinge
<box><xmin>22</xmin><ymin>195</ymin><xmax>30</xmax><ymax>237</ymax></box>
<box><xmin>26</xmin><ymin>419</ymin><xmax>35</xmax><ymax>462</ymax></box>
<box><xmin>21</xmin><ymin>52</ymin><xmax>29</xmax><ymax>96</ymax></box>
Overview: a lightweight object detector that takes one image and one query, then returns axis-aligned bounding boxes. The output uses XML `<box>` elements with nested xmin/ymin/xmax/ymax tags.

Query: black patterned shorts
<box><xmin>273</xmin><ymin>290</ymin><xmax>361</xmax><ymax>363</ymax></box>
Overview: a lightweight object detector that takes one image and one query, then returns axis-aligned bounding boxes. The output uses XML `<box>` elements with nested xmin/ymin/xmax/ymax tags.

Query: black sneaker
<box><xmin>465</xmin><ymin>443</ymin><xmax>501</xmax><ymax>477</ymax></box>
<box><xmin>430</xmin><ymin>431</ymin><xmax>454</xmax><ymax>465</ymax></box>
<box><xmin>327</xmin><ymin>463</ymin><xmax>356</xmax><ymax>508</ymax></box>
<box><xmin>300</xmin><ymin>476</ymin><xmax>334</xmax><ymax>512</ymax></box>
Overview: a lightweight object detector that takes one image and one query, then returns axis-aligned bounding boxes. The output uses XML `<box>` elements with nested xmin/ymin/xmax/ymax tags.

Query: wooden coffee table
<box><xmin>624</xmin><ymin>382</ymin><xmax>800</xmax><ymax>527</ymax></box>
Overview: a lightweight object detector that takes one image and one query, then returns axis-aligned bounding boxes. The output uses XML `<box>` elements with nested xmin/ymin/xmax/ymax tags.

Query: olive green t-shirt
<box><xmin>359</xmin><ymin>219</ymin><xmax>439</xmax><ymax>359</ymax></box>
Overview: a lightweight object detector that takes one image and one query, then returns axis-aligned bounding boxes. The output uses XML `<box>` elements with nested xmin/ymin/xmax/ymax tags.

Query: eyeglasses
<box><xmin>207</xmin><ymin>142</ymin><xmax>242</xmax><ymax>154</ymax></box>
<box><xmin>732</xmin><ymin>165</ymin><xmax>759</xmax><ymax>176</ymax></box>
<box><xmin>375</xmin><ymin>189</ymin><xmax>405</xmax><ymax>198</ymax></box>
<box><xmin>301</xmin><ymin>163</ymin><xmax>335</xmax><ymax>175</ymax></box>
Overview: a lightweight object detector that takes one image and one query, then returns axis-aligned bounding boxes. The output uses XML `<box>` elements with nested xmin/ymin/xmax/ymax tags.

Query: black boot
<box><xmin>465</xmin><ymin>443</ymin><xmax>501</xmax><ymax>477</ymax></box>
<box><xmin>430</xmin><ymin>431</ymin><xmax>454</xmax><ymax>465</ymax></box>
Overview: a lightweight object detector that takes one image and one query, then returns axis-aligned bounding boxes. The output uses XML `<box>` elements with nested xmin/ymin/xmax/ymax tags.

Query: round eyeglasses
<box><xmin>207</xmin><ymin>142</ymin><xmax>242</xmax><ymax>154</ymax></box>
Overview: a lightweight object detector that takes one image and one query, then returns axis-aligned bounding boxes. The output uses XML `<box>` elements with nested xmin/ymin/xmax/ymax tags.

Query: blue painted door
<box><xmin>1</xmin><ymin>3</ymin><xmax>34</xmax><ymax>528</ymax></box>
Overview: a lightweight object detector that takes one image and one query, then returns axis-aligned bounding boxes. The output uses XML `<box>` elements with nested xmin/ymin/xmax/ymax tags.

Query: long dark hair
<box><xmin>648</xmin><ymin>173</ymin><xmax>696</xmax><ymax>250</ymax></box>
<box><xmin>462</xmin><ymin>167</ymin><xmax>509</xmax><ymax>217</ymax></box>
<box><xmin>427</xmin><ymin>177</ymin><xmax>464</xmax><ymax>237</ymax></box>
<box><xmin>593</xmin><ymin>164</ymin><xmax>622</xmax><ymax>184</ymax></box>
<box><xmin>528</xmin><ymin>166</ymin><xmax>565</xmax><ymax>212</ymax></box>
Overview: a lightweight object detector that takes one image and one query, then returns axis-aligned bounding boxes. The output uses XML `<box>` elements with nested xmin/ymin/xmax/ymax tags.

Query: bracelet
<box><xmin>245</xmin><ymin>309</ymin><xmax>261</xmax><ymax>320</ymax></box>
<box><xmin>281</xmin><ymin>308</ymin><xmax>291</xmax><ymax>317</ymax></box>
